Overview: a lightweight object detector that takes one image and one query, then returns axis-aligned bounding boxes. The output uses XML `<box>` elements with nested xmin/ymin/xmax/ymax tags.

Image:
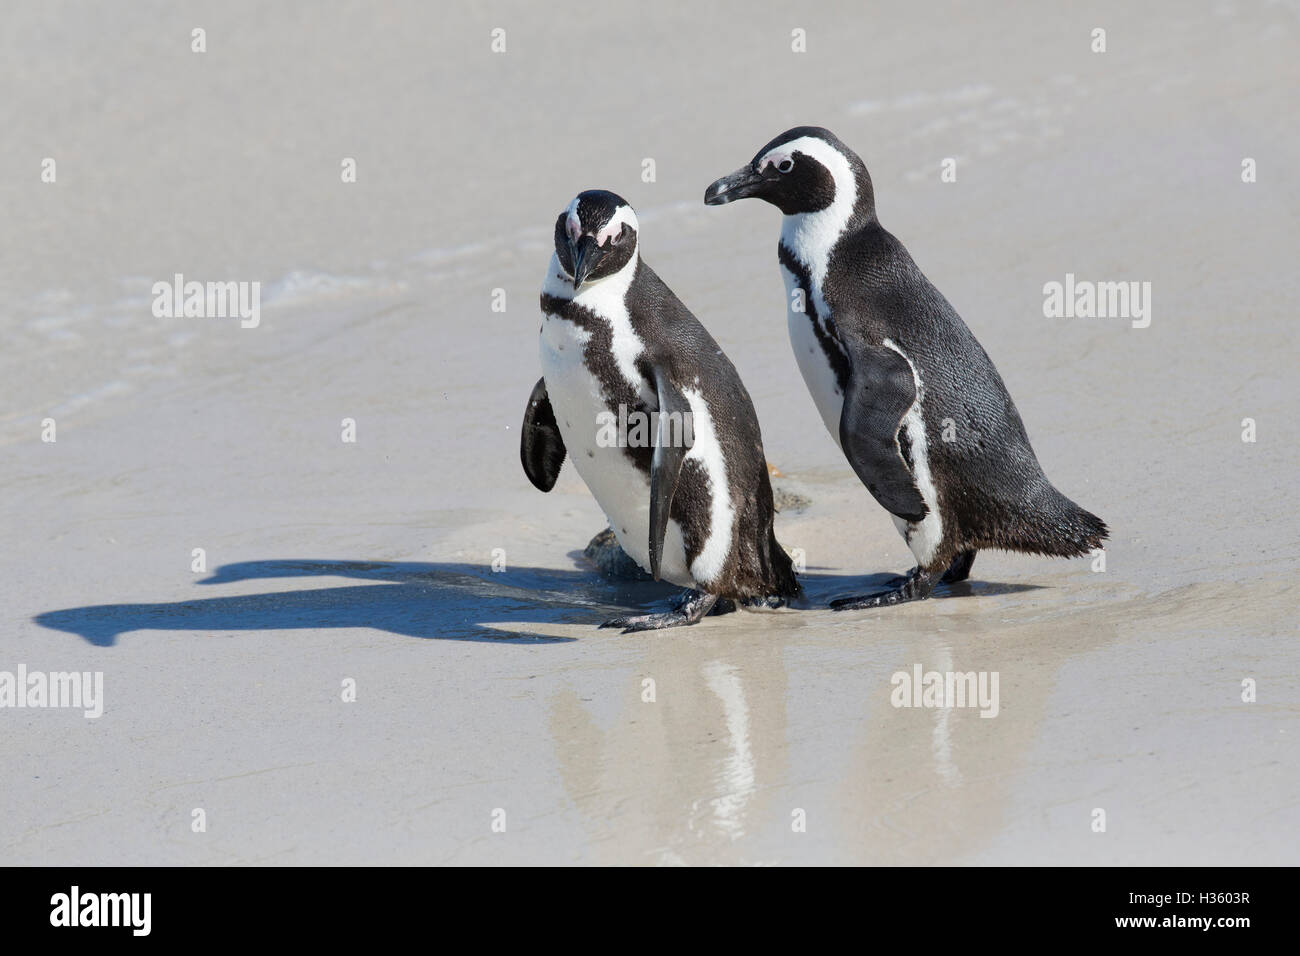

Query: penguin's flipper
<box><xmin>520</xmin><ymin>377</ymin><xmax>566</xmax><ymax>492</ymax></box>
<box><xmin>648</xmin><ymin>367</ymin><xmax>692</xmax><ymax>581</ymax></box>
<box><xmin>838</xmin><ymin>347</ymin><xmax>929</xmax><ymax>523</ymax></box>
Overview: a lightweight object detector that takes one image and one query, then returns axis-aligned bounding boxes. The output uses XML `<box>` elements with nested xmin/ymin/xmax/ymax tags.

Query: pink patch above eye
<box><xmin>566</xmin><ymin>212</ymin><xmax>582</xmax><ymax>241</ymax></box>
<box><xmin>760</xmin><ymin>151</ymin><xmax>791</xmax><ymax>173</ymax></box>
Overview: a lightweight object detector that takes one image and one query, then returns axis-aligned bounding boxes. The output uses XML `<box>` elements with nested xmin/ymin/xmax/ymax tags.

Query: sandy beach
<box><xmin>2</xmin><ymin>0</ymin><xmax>1297</xmax><ymax>865</ymax></box>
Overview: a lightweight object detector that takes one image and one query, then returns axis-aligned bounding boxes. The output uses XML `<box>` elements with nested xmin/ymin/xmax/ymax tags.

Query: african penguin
<box><xmin>521</xmin><ymin>189</ymin><xmax>800</xmax><ymax>631</ymax></box>
<box><xmin>704</xmin><ymin>127</ymin><xmax>1107</xmax><ymax>609</ymax></box>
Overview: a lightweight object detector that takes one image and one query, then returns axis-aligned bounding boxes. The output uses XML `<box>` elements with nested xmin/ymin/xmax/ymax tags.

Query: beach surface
<box><xmin>1</xmin><ymin>0</ymin><xmax>1296</xmax><ymax>864</ymax></box>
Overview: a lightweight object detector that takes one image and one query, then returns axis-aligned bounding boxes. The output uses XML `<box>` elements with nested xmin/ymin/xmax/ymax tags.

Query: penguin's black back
<box><xmin>828</xmin><ymin>223</ymin><xmax>1107</xmax><ymax>559</ymax></box>
<box><xmin>631</xmin><ymin>261</ymin><xmax>800</xmax><ymax>598</ymax></box>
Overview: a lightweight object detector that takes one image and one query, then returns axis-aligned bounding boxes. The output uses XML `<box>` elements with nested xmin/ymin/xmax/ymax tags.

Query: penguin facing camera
<box><xmin>522</xmin><ymin>190</ymin><xmax>801</xmax><ymax>631</ymax></box>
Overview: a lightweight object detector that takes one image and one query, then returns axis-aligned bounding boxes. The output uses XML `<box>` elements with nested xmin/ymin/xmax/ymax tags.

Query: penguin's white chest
<box><xmin>538</xmin><ymin>312</ymin><xmax>694</xmax><ymax>588</ymax></box>
<box><xmin>776</xmin><ymin>258</ymin><xmax>945</xmax><ymax>568</ymax></box>
<box><xmin>779</xmin><ymin>262</ymin><xmax>845</xmax><ymax>445</ymax></box>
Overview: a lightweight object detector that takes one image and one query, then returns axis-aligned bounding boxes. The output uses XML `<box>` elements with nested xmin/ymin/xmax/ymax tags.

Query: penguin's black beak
<box><xmin>704</xmin><ymin>166</ymin><xmax>764</xmax><ymax>205</ymax></box>
<box><xmin>570</xmin><ymin>235</ymin><xmax>600</xmax><ymax>291</ymax></box>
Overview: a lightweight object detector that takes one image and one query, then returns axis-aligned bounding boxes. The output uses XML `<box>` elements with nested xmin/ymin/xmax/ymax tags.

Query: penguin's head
<box><xmin>554</xmin><ymin>190</ymin><xmax>639</xmax><ymax>291</ymax></box>
<box><xmin>704</xmin><ymin>126</ymin><xmax>873</xmax><ymax>218</ymax></box>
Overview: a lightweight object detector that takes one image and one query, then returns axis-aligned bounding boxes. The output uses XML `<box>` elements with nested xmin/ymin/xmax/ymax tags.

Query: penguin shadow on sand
<box><xmin>33</xmin><ymin>557</ymin><xmax>1044</xmax><ymax>649</ymax></box>
<box><xmin>794</xmin><ymin>565</ymin><xmax>1043</xmax><ymax>611</ymax></box>
<box><xmin>32</xmin><ymin>558</ymin><xmax>674</xmax><ymax>647</ymax></box>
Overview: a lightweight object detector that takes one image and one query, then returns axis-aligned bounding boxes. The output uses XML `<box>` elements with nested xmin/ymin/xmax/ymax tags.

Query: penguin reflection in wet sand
<box><xmin>705</xmin><ymin>127</ymin><xmax>1107</xmax><ymax>609</ymax></box>
<box><xmin>521</xmin><ymin>190</ymin><xmax>800</xmax><ymax>632</ymax></box>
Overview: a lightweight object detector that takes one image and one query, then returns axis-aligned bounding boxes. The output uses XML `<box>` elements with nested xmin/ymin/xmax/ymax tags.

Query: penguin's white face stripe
<box><xmin>757</xmin><ymin>150</ymin><xmax>793</xmax><ymax>173</ymax></box>
<box><xmin>774</xmin><ymin>136</ymin><xmax>858</xmax><ymax>291</ymax></box>
<box><xmin>596</xmin><ymin>204</ymin><xmax>638</xmax><ymax>247</ymax></box>
<box><xmin>564</xmin><ymin>198</ymin><xmax>582</xmax><ymax>242</ymax></box>
<box><xmin>564</xmin><ymin>199</ymin><xmax>639</xmax><ymax>248</ymax></box>
<box><xmin>882</xmin><ymin>338</ymin><xmax>943</xmax><ymax>566</ymax></box>
<box><xmin>681</xmin><ymin>386</ymin><xmax>734</xmax><ymax>587</ymax></box>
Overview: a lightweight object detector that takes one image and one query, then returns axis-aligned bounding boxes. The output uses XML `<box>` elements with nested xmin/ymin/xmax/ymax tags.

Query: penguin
<box><xmin>521</xmin><ymin>189</ymin><xmax>800</xmax><ymax>631</ymax></box>
<box><xmin>704</xmin><ymin>127</ymin><xmax>1107</xmax><ymax>609</ymax></box>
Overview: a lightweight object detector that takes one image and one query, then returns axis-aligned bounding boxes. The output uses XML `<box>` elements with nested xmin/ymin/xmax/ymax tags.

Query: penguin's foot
<box><xmin>830</xmin><ymin>567</ymin><xmax>936</xmax><ymax>610</ymax></box>
<box><xmin>940</xmin><ymin>549</ymin><xmax>977</xmax><ymax>585</ymax></box>
<box><xmin>600</xmin><ymin>589</ymin><xmax>731</xmax><ymax>633</ymax></box>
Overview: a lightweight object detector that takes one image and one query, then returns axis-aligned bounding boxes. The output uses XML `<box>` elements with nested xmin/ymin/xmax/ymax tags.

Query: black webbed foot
<box><xmin>599</xmin><ymin>589</ymin><xmax>732</xmax><ymax>634</ymax></box>
<box><xmin>830</xmin><ymin>566</ymin><xmax>936</xmax><ymax>610</ymax></box>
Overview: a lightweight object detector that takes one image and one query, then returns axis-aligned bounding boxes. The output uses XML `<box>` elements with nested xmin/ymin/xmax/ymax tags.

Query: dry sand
<box><xmin>1</xmin><ymin>0</ymin><xmax>1296</xmax><ymax>864</ymax></box>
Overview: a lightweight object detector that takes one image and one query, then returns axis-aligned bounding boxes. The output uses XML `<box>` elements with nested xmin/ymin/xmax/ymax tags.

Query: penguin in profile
<box><xmin>704</xmin><ymin>127</ymin><xmax>1106</xmax><ymax>609</ymax></box>
<box><xmin>521</xmin><ymin>189</ymin><xmax>800</xmax><ymax>631</ymax></box>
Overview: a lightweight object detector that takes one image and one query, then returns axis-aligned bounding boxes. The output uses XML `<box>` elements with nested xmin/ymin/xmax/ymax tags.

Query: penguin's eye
<box><xmin>777</xmin><ymin>158</ymin><xmax>795</xmax><ymax>174</ymax></box>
